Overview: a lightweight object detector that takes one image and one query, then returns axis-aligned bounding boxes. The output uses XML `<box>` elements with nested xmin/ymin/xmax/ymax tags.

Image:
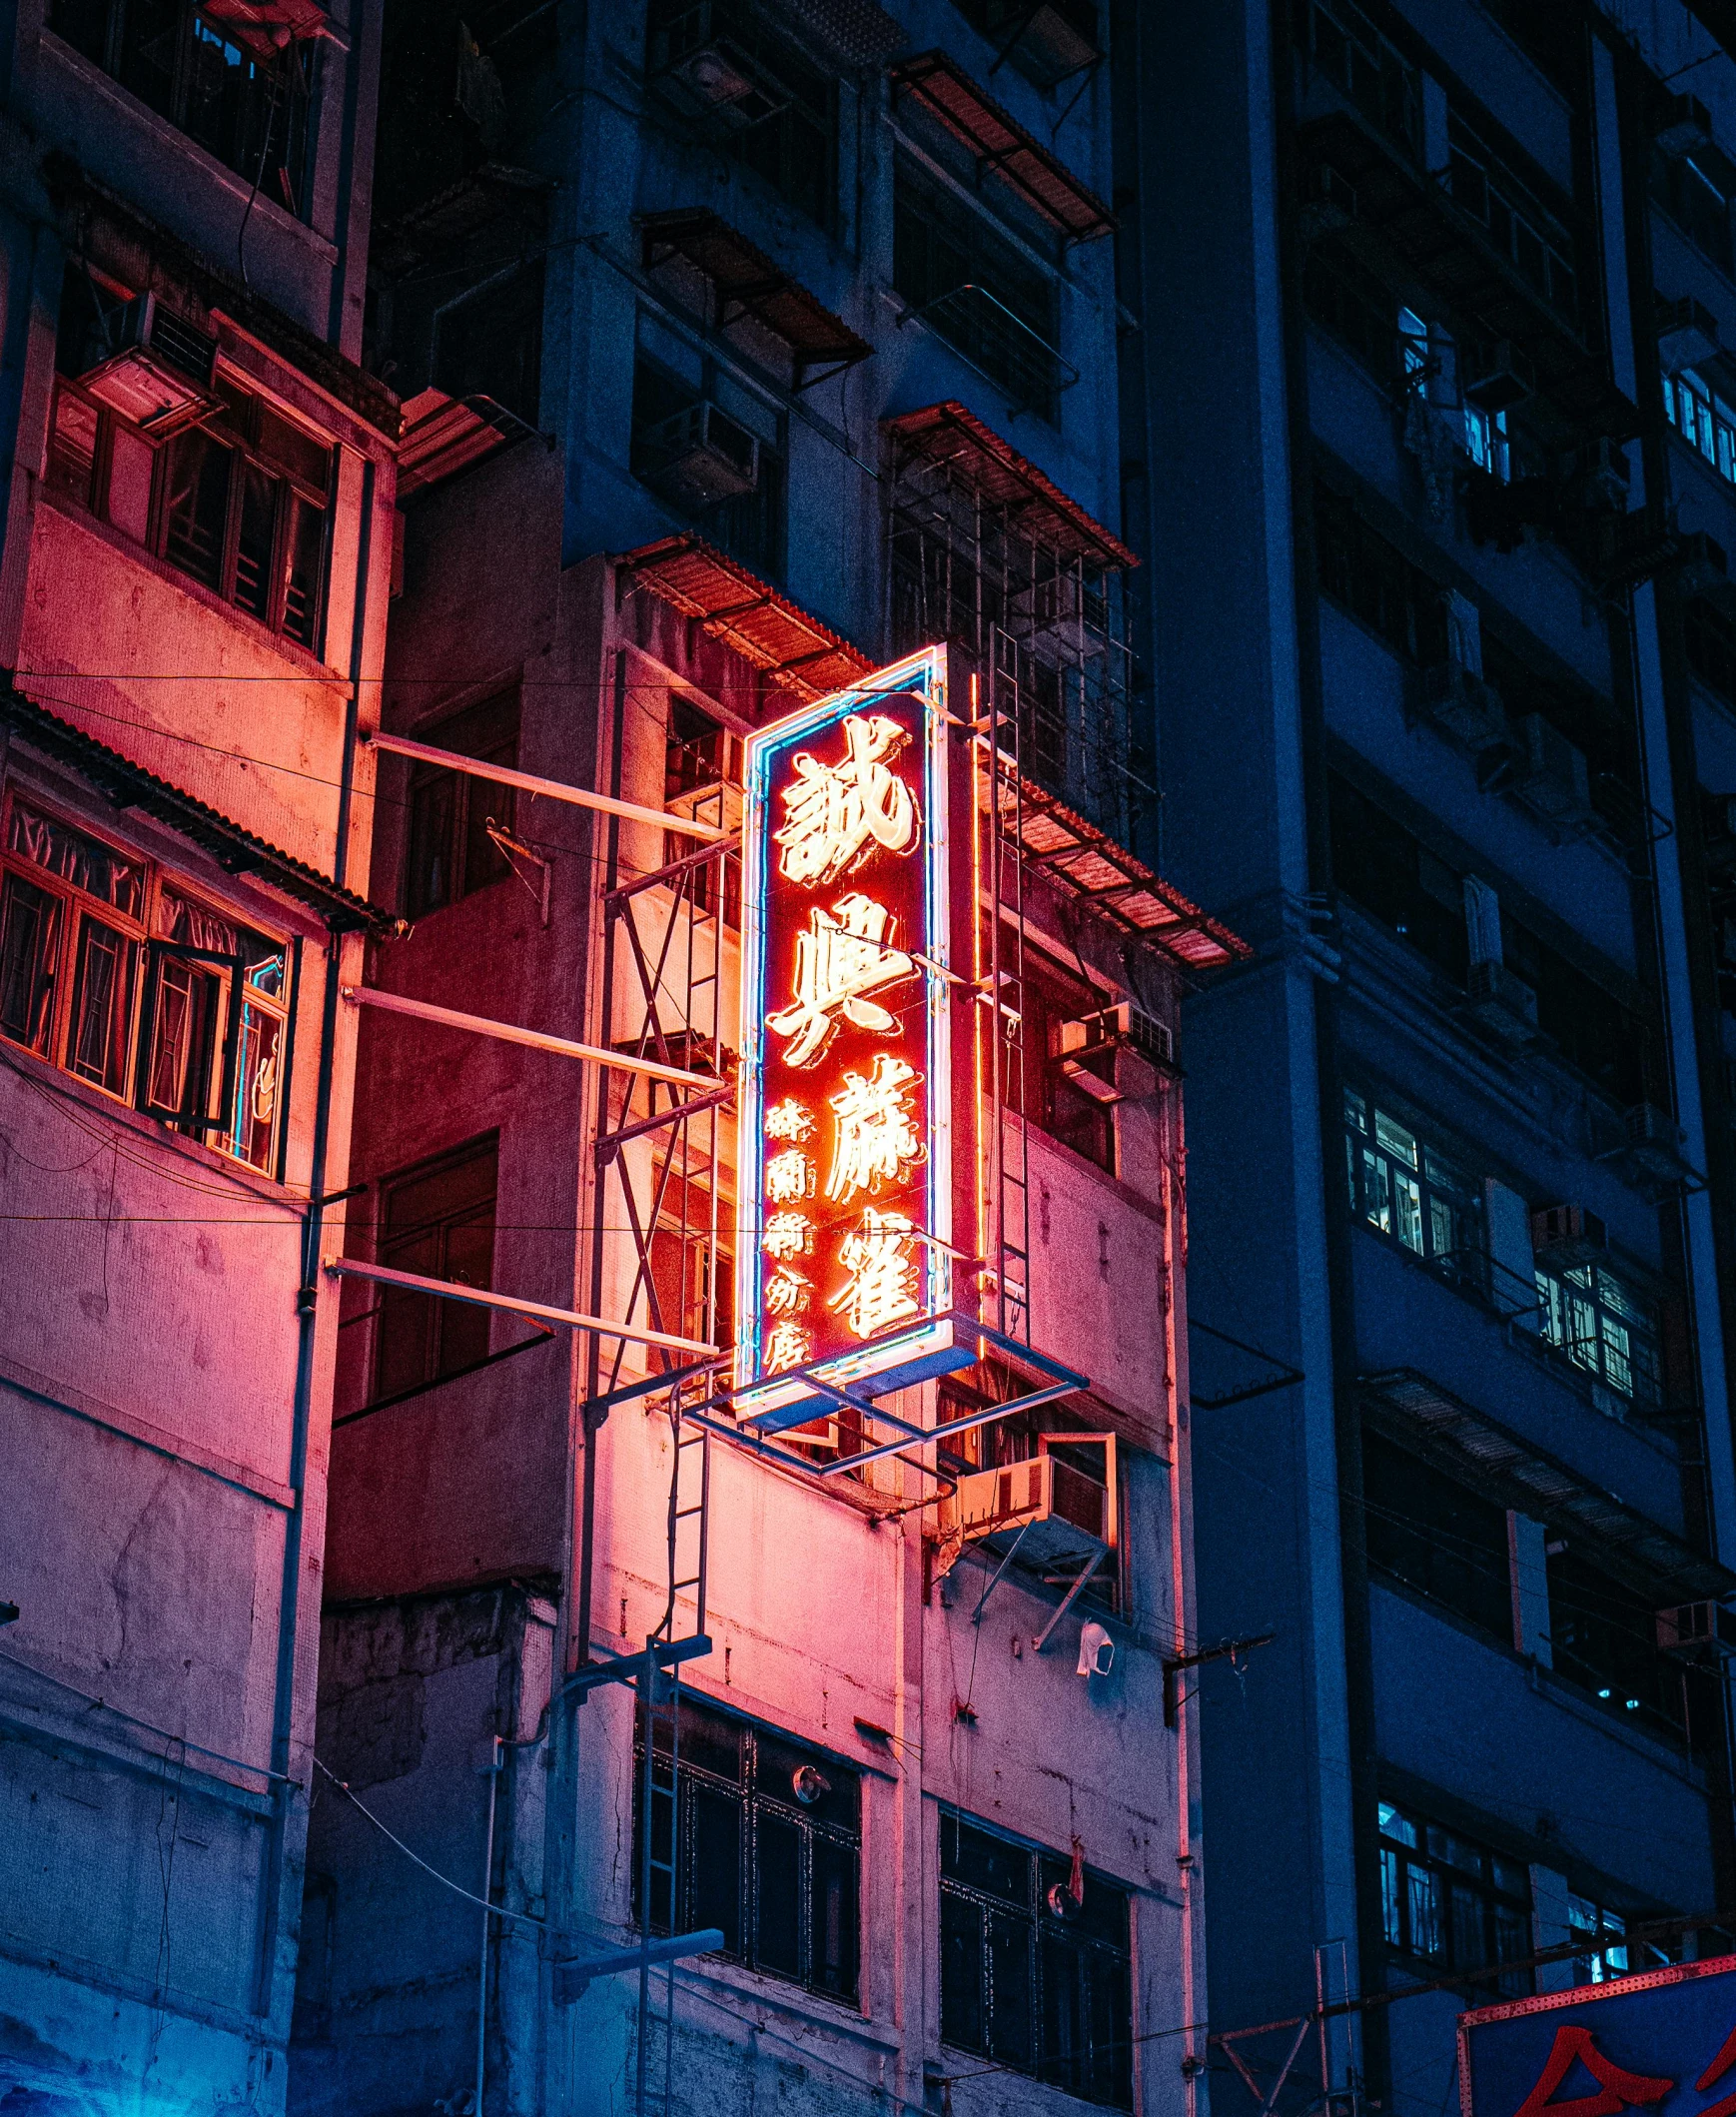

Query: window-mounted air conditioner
<box><xmin>665</xmin><ymin>779</ymin><xmax>743</xmax><ymax>838</ymax></box>
<box><xmin>1008</xmin><ymin>572</ymin><xmax>1107</xmax><ymax>658</ymax></box>
<box><xmin>1465</xmin><ymin>958</ymin><xmax>1538</xmax><ymax>1047</ymax></box>
<box><xmin>1656</xmin><ymin>92</ymin><xmax>1716</xmax><ymax>160</ymax></box>
<box><xmin>1463</xmin><ymin>341</ymin><xmax>1532</xmax><ymax>414</ymax></box>
<box><xmin>657</xmin><ymin>7</ymin><xmax>787</xmax><ymax>130</ymax></box>
<box><xmin>934</xmin><ymin>1438</ymin><xmax>1117</xmax><ymax>1569</ymax></box>
<box><xmin>1421</xmin><ymin>661</ymin><xmax>1509</xmax><ymax>756</ymax></box>
<box><xmin>1657</xmin><ymin>295</ymin><xmax>1721</xmax><ymax>378</ymax></box>
<box><xmin>639</xmin><ymin>400</ymin><xmax>760</xmax><ymax>512</ymax></box>
<box><xmin>1530</xmin><ymin>1202</ymin><xmax>1608</xmax><ymax>1269</ymax></box>
<box><xmin>1619</xmin><ymin>1101</ymin><xmax>1696</xmax><ymax>1186</ymax></box>
<box><xmin>1510</xmin><ymin>713</ymin><xmax>1595</xmax><ymax>834</ymax></box>
<box><xmin>1057</xmin><ymin>1002</ymin><xmax>1172</xmax><ymax>1105</ymax></box>
<box><xmin>79</xmin><ymin>294</ymin><xmax>220</xmax><ymax>437</ymax></box>
<box><xmin>1657</xmin><ymin>1601</ymin><xmax>1736</xmax><ymax>1661</ymax></box>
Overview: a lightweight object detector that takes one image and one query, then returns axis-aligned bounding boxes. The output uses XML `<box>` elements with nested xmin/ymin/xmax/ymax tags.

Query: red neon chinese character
<box><xmin>1512</xmin><ymin>2026</ymin><xmax>1673</xmax><ymax>2117</ymax></box>
<box><xmin>1692</xmin><ymin>2020</ymin><xmax>1736</xmax><ymax>2117</ymax></box>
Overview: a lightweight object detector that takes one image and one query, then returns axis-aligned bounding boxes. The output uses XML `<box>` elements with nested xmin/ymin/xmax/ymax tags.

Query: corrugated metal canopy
<box><xmin>891</xmin><ymin>50</ymin><xmax>1115</xmax><ymax>243</ymax></box>
<box><xmin>396</xmin><ymin>389</ymin><xmax>539</xmax><ymax>498</ymax></box>
<box><xmin>638</xmin><ymin>211</ymin><xmax>872</xmax><ymax>386</ymax></box>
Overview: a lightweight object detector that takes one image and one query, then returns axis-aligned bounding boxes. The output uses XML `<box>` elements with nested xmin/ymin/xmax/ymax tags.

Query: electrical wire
<box><xmin>311</xmin><ymin>1755</ymin><xmax>544</xmax><ymax>1927</ymax></box>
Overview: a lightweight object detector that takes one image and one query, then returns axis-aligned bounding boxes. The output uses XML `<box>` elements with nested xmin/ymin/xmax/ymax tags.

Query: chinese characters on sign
<box><xmin>736</xmin><ymin>656</ymin><xmax>956</xmax><ymax>1409</ymax></box>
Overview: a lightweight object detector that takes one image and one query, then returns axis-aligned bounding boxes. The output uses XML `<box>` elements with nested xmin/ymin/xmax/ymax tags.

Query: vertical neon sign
<box><xmin>735</xmin><ymin>648</ymin><xmax>966</xmax><ymax>1426</ymax></box>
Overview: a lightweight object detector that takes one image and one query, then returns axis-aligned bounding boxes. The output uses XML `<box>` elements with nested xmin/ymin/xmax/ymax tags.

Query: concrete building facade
<box><xmin>1118</xmin><ymin>2</ymin><xmax>1736</xmax><ymax>2114</ymax></box>
<box><xmin>0</xmin><ymin>2</ymin><xmax>398</xmax><ymax>2107</ymax></box>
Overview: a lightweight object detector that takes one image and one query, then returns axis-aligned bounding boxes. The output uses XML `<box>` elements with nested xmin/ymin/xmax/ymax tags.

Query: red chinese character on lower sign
<box><xmin>1512</xmin><ymin>2026</ymin><xmax>1673</xmax><ymax>2117</ymax></box>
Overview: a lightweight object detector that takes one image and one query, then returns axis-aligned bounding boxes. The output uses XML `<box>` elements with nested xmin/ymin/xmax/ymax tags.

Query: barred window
<box><xmin>403</xmin><ymin>692</ymin><xmax>520</xmax><ymax>920</ymax></box>
<box><xmin>939</xmin><ymin>1808</ymin><xmax>1133</xmax><ymax>2109</ymax></box>
<box><xmin>1534</xmin><ymin>1261</ymin><xmax>1662</xmax><ymax>1413</ymax></box>
<box><xmin>1547</xmin><ymin>1546</ymin><xmax>1692</xmax><ymax>1738</ymax></box>
<box><xmin>1446</xmin><ymin>115</ymin><xmax>1579</xmax><ymax>327</ymax></box>
<box><xmin>1377</xmin><ymin>1801</ymin><xmax>1532</xmax><ymax>1996</ymax></box>
<box><xmin>1361</xmin><ymin>1431</ymin><xmax>1513</xmax><ymax>1638</ymax></box>
<box><xmin>1313</xmin><ymin>485</ymin><xmax>1448</xmax><ymax>665</ymax></box>
<box><xmin>374</xmin><ymin>1136</ymin><xmax>499</xmax><ymax>1400</ymax></box>
<box><xmin>1344</xmin><ymin>1088</ymin><xmax>1484</xmax><ymax>1289</ymax></box>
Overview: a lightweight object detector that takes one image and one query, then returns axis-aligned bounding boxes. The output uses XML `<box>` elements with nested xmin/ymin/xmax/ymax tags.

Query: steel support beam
<box><xmin>342</xmin><ymin>984</ymin><xmax>725</xmax><ymax>1090</ymax></box>
<box><xmin>323</xmin><ymin>1256</ymin><xmax>718</xmax><ymax>1358</ymax></box>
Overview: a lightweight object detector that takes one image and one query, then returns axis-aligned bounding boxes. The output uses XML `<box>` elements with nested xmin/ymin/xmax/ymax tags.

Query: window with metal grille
<box><xmin>645</xmin><ymin>0</ymin><xmax>837</xmax><ymax>230</ymax></box>
<box><xmin>1011</xmin><ymin>945</ymin><xmax>1115</xmax><ymax>1176</ymax></box>
<box><xmin>632</xmin><ymin>1694</ymin><xmax>861</xmax><ymax>2002</ymax></box>
<box><xmin>373</xmin><ymin>1136</ymin><xmax>499</xmax><ymax>1400</ymax></box>
<box><xmin>403</xmin><ymin>692</ymin><xmax>520</xmax><ymax>919</ymax></box>
<box><xmin>48</xmin><ymin>2</ymin><xmax>314</xmax><ymax>215</ymax></box>
<box><xmin>1313</xmin><ymin>485</ymin><xmax>1449</xmax><ymax>666</ymax></box>
<box><xmin>1343</xmin><ymin>1088</ymin><xmax>1486</xmax><ymax>1293</ymax></box>
<box><xmin>432</xmin><ymin>261</ymin><xmax>545</xmax><ymax>428</ymax></box>
<box><xmin>48</xmin><ymin>309</ymin><xmax>333</xmax><ymax>650</ymax></box>
<box><xmin>1300</xmin><ymin>0</ymin><xmax>1420</xmax><ymax>155</ymax></box>
<box><xmin>894</xmin><ymin>156</ymin><xmax>1063</xmax><ymax>422</ymax></box>
<box><xmin>1445</xmin><ymin>114</ymin><xmax>1579</xmax><ymax>328</ymax></box>
<box><xmin>939</xmin><ymin>1807</ymin><xmax>1133</xmax><ymax>2109</ymax></box>
<box><xmin>1377</xmin><ymin>1801</ymin><xmax>1532</xmax><ymax>1996</ymax></box>
<box><xmin>1568</xmin><ymin>1896</ymin><xmax>1680</xmax><ymax>1985</ymax></box>
<box><xmin>1327</xmin><ymin>775</ymin><xmax>1468</xmax><ymax>983</ymax></box>
<box><xmin>0</xmin><ymin>795</ymin><xmax>291</xmax><ymax>1170</ymax></box>
<box><xmin>1653</xmin><ymin>145</ymin><xmax>1735</xmax><ymax>275</ymax></box>
<box><xmin>1361</xmin><ymin>1430</ymin><xmax>1513</xmax><ymax>1638</ymax></box>
<box><xmin>1534</xmin><ymin>1260</ymin><xmax>1662</xmax><ymax>1413</ymax></box>
<box><xmin>1546</xmin><ymin>1546</ymin><xmax>1694</xmax><ymax>1739</ymax></box>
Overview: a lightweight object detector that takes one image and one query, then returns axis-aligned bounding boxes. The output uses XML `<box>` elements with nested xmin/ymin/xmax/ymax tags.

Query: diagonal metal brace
<box><xmin>970</xmin><ymin>1519</ymin><xmax>1034</xmax><ymax>1627</ymax></box>
<box><xmin>1033</xmin><ymin>1547</ymin><xmax>1106</xmax><ymax>1654</ymax></box>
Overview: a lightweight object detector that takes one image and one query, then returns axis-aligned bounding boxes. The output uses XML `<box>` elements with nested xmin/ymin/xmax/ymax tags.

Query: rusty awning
<box><xmin>1013</xmin><ymin>779</ymin><xmax>1249</xmax><ymax>971</ymax></box>
<box><xmin>890</xmin><ymin>50</ymin><xmax>1115</xmax><ymax>243</ymax></box>
<box><xmin>396</xmin><ymin>388</ymin><xmax>539</xmax><ymax>499</ymax></box>
<box><xmin>886</xmin><ymin>401</ymin><xmax>1138</xmax><ymax>570</ymax></box>
<box><xmin>639</xmin><ymin>211</ymin><xmax>872</xmax><ymax>389</ymax></box>
<box><xmin>614</xmin><ymin>536</ymin><xmax>875</xmax><ymax>702</ymax></box>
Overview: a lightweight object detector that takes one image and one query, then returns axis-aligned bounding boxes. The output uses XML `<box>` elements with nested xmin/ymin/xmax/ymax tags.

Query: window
<box><xmin>1501</xmin><ymin>921</ymin><xmax>1648</xmax><ymax>1106</ymax></box>
<box><xmin>49</xmin><ymin>1</ymin><xmax>315</xmax><ymax>213</ymax></box>
<box><xmin>1305</xmin><ymin>244</ymin><xmax>1405</xmax><ymax>379</ymax></box>
<box><xmin>648</xmin><ymin>1193</ymin><xmax>734</xmax><ymax>1350</ymax></box>
<box><xmin>949</xmin><ymin>0</ymin><xmax>1101</xmax><ymax>90</ymax></box>
<box><xmin>1328</xmin><ymin>775</ymin><xmax>1468</xmax><ymax>983</ymax></box>
<box><xmin>373</xmin><ymin>1136</ymin><xmax>499</xmax><ymax>1400</ymax></box>
<box><xmin>1446</xmin><ymin>115</ymin><xmax>1579</xmax><ymax>327</ymax></box>
<box><xmin>432</xmin><ymin>262</ymin><xmax>545</xmax><ymax>428</ymax></box>
<box><xmin>1300</xmin><ymin>0</ymin><xmax>1420</xmax><ymax>156</ymax></box>
<box><xmin>403</xmin><ymin>692</ymin><xmax>520</xmax><ymax>920</ymax></box>
<box><xmin>630</xmin><ymin>352</ymin><xmax>785</xmax><ymax>578</ymax></box>
<box><xmin>1361</xmin><ymin>1431</ymin><xmax>1513</xmax><ymax>1637</ymax></box>
<box><xmin>1664</xmin><ymin>367</ymin><xmax>1736</xmax><ymax>487</ymax></box>
<box><xmin>894</xmin><ymin>157</ymin><xmax>1062</xmax><ymax>422</ymax></box>
<box><xmin>664</xmin><ymin>696</ymin><xmax>741</xmax><ymax>923</ymax></box>
<box><xmin>1687</xmin><ymin>595</ymin><xmax>1736</xmax><ymax>706</ymax></box>
<box><xmin>0</xmin><ymin>797</ymin><xmax>289</xmax><ymax>1168</ymax></box>
<box><xmin>1546</xmin><ymin>1546</ymin><xmax>1692</xmax><ymax>1737</ymax></box>
<box><xmin>1568</xmin><ymin>1897</ymin><xmax>1679</xmax><ymax>1985</ymax></box>
<box><xmin>1008</xmin><ymin>946</ymin><xmax>1116</xmax><ymax>1175</ymax></box>
<box><xmin>646</xmin><ymin>0</ymin><xmax>837</xmax><ymax>230</ymax></box>
<box><xmin>939</xmin><ymin>1808</ymin><xmax>1133</xmax><ymax>2109</ymax></box>
<box><xmin>49</xmin><ymin>301</ymin><xmax>333</xmax><ymax>649</ymax></box>
<box><xmin>1377</xmin><ymin>1802</ymin><xmax>1532</xmax><ymax>1996</ymax></box>
<box><xmin>1314</xmin><ymin>486</ymin><xmax>1449</xmax><ymax>666</ymax></box>
<box><xmin>1534</xmin><ymin>1261</ymin><xmax>1662</xmax><ymax>1413</ymax></box>
<box><xmin>1653</xmin><ymin>147</ymin><xmax>1735</xmax><ymax>276</ymax></box>
<box><xmin>1344</xmin><ymin>1088</ymin><xmax>1486</xmax><ymax>1292</ymax></box>
<box><xmin>935</xmin><ymin>1395</ymin><xmax>1122</xmax><ymax>1609</ymax></box>
<box><xmin>633</xmin><ymin>1694</ymin><xmax>860</xmax><ymax>2001</ymax></box>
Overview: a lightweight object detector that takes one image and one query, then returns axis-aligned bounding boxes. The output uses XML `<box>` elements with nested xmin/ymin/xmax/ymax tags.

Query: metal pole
<box><xmin>476</xmin><ymin>1733</ymin><xmax>499</xmax><ymax>2117</ymax></box>
<box><xmin>321</xmin><ymin>1255</ymin><xmax>720</xmax><ymax>1358</ymax></box>
<box><xmin>340</xmin><ymin>985</ymin><xmax>724</xmax><ymax>1090</ymax></box>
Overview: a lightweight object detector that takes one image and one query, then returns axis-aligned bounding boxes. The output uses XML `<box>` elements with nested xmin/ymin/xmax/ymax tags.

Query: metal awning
<box><xmin>197</xmin><ymin>0</ymin><xmax>328</xmax><ymax>60</ymax></box>
<box><xmin>370</xmin><ymin>164</ymin><xmax>550</xmax><ymax>279</ymax></box>
<box><xmin>1300</xmin><ymin>107</ymin><xmax>1637</xmax><ymax>442</ymax></box>
<box><xmin>1013</xmin><ymin>779</ymin><xmax>1249</xmax><ymax>969</ymax></box>
<box><xmin>396</xmin><ymin>388</ymin><xmax>539</xmax><ymax>498</ymax></box>
<box><xmin>1</xmin><ymin>685</ymin><xmax>397</xmax><ymax>936</ymax></box>
<box><xmin>886</xmin><ymin>401</ymin><xmax>1138</xmax><ymax>569</ymax></box>
<box><xmin>890</xmin><ymin>50</ymin><xmax>1115</xmax><ymax>243</ymax></box>
<box><xmin>1361</xmin><ymin>1367</ymin><xmax>1736</xmax><ymax>1600</ymax></box>
<box><xmin>638</xmin><ymin>211</ymin><xmax>873</xmax><ymax>389</ymax></box>
<box><xmin>614</xmin><ymin>535</ymin><xmax>875</xmax><ymax>702</ymax></box>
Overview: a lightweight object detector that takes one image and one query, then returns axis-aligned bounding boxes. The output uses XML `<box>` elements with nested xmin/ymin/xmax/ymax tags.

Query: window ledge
<box><xmin>36</xmin><ymin>489</ymin><xmax>347</xmax><ymax>686</ymax></box>
<box><xmin>650</xmin><ymin>1946</ymin><xmax>888</xmax><ymax>2040</ymax></box>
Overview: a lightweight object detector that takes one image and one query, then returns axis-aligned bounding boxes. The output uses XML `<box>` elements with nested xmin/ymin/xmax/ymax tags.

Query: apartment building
<box><xmin>289</xmin><ymin>4</ymin><xmax>1241</xmax><ymax>2115</ymax></box>
<box><xmin>1117</xmin><ymin>0</ymin><xmax>1736</xmax><ymax>2111</ymax></box>
<box><xmin>0</xmin><ymin>3</ymin><xmax>398</xmax><ymax>2108</ymax></box>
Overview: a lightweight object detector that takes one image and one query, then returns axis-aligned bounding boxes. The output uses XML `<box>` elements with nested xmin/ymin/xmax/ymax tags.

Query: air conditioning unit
<box><xmin>1530</xmin><ymin>1202</ymin><xmax>1608</xmax><ymax>1268</ymax></box>
<box><xmin>1008</xmin><ymin>571</ymin><xmax>1106</xmax><ymax>657</ymax></box>
<box><xmin>1510</xmin><ymin>714</ymin><xmax>1595</xmax><ymax>833</ymax></box>
<box><xmin>1057</xmin><ymin>1002</ymin><xmax>1171</xmax><ymax>1104</ymax></box>
<box><xmin>1620</xmin><ymin>1101</ymin><xmax>1697</xmax><ymax>1185</ymax></box>
<box><xmin>933</xmin><ymin>1439</ymin><xmax>1116</xmax><ymax>1569</ymax></box>
<box><xmin>639</xmin><ymin>400</ymin><xmax>760</xmax><ymax>512</ymax></box>
<box><xmin>1465</xmin><ymin>957</ymin><xmax>1539</xmax><ymax>1046</ymax></box>
<box><xmin>657</xmin><ymin>9</ymin><xmax>787</xmax><ymax>130</ymax></box>
<box><xmin>665</xmin><ymin>778</ymin><xmax>743</xmax><ymax>838</ymax></box>
<box><xmin>1464</xmin><ymin>341</ymin><xmax>1532</xmax><ymax>413</ymax></box>
<box><xmin>1658</xmin><ymin>294</ymin><xmax>1722</xmax><ymax>377</ymax></box>
<box><xmin>1678</xmin><ymin>530</ymin><xmax>1736</xmax><ymax>609</ymax></box>
<box><xmin>1656</xmin><ymin>93</ymin><xmax>1716</xmax><ymax>160</ymax></box>
<box><xmin>1657</xmin><ymin>1601</ymin><xmax>1736</xmax><ymax>1661</ymax></box>
<box><xmin>79</xmin><ymin>294</ymin><xmax>220</xmax><ymax>436</ymax></box>
<box><xmin>1421</xmin><ymin>661</ymin><xmax>1509</xmax><ymax>755</ymax></box>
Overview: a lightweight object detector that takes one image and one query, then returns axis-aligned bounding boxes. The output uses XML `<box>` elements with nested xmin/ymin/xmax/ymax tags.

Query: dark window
<box><xmin>633</xmin><ymin>1694</ymin><xmax>861</xmax><ymax>2000</ymax></box>
<box><xmin>374</xmin><ymin>1136</ymin><xmax>499</xmax><ymax>1400</ymax></box>
<box><xmin>1653</xmin><ymin>148</ymin><xmax>1735</xmax><ymax>276</ymax></box>
<box><xmin>1304</xmin><ymin>243</ymin><xmax>1404</xmax><ymax>379</ymax></box>
<box><xmin>646</xmin><ymin>0</ymin><xmax>837</xmax><ymax>229</ymax></box>
<box><xmin>1299</xmin><ymin>0</ymin><xmax>1420</xmax><ymax>154</ymax></box>
<box><xmin>1547</xmin><ymin>1547</ymin><xmax>1695</xmax><ymax>1739</ymax></box>
<box><xmin>1344</xmin><ymin>1088</ymin><xmax>1487</xmax><ymax>1294</ymax></box>
<box><xmin>630</xmin><ymin>353</ymin><xmax>784</xmax><ymax>578</ymax></box>
<box><xmin>1378</xmin><ymin>1801</ymin><xmax>1532</xmax><ymax>1996</ymax></box>
<box><xmin>1500</xmin><ymin>921</ymin><xmax>1647</xmax><ymax>1105</ymax></box>
<box><xmin>939</xmin><ymin>1808</ymin><xmax>1133</xmax><ymax>2109</ymax></box>
<box><xmin>1328</xmin><ymin>775</ymin><xmax>1469</xmax><ymax>982</ymax></box>
<box><xmin>1686</xmin><ymin>597</ymin><xmax>1736</xmax><ymax>705</ymax></box>
<box><xmin>1314</xmin><ymin>485</ymin><xmax>1448</xmax><ymax>665</ymax></box>
<box><xmin>949</xmin><ymin>0</ymin><xmax>1101</xmax><ymax>89</ymax></box>
<box><xmin>649</xmin><ymin>1196</ymin><xmax>734</xmax><ymax>1351</ymax></box>
<box><xmin>894</xmin><ymin>157</ymin><xmax>1063</xmax><ymax>421</ymax></box>
<box><xmin>49</xmin><ymin>2</ymin><xmax>314</xmax><ymax>215</ymax></box>
<box><xmin>1361</xmin><ymin>1431</ymin><xmax>1513</xmax><ymax>1638</ymax></box>
<box><xmin>403</xmin><ymin>692</ymin><xmax>521</xmax><ymax>919</ymax></box>
<box><xmin>664</xmin><ymin>696</ymin><xmax>741</xmax><ymax>923</ymax></box>
<box><xmin>432</xmin><ymin>262</ymin><xmax>545</xmax><ymax>427</ymax></box>
<box><xmin>1446</xmin><ymin>114</ymin><xmax>1579</xmax><ymax>326</ymax></box>
<box><xmin>1009</xmin><ymin>945</ymin><xmax>1116</xmax><ymax>1175</ymax></box>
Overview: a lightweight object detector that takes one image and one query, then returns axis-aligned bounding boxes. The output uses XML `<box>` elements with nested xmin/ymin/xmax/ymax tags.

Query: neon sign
<box><xmin>735</xmin><ymin>648</ymin><xmax>972</xmax><ymax>1426</ymax></box>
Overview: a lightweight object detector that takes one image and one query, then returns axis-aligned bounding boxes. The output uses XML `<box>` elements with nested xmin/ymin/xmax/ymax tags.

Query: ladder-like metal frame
<box><xmin>987</xmin><ymin>626</ymin><xmax>1032</xmax><ymax>1346</ymax></box>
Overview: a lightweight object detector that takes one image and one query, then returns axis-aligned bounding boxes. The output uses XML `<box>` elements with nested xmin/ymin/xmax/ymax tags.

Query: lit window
<box><xmin>1344</xmin><ymin>1088</ymin><xmax>1486</xmax><ymax>1291</ymax></box>
<box><xmin>1377</xmin><ymin>1802</ymin><xmax>1531</xmax><ymax>1996</ymax></box>
<box><xmin>1663</xmin><ymin>368</ymin><xmax>1736</xmax><ymax>490</ymax></box>
<box><xmin>939</xmin><ymin>1807</ymin><xmax>1133</xmax><ymax>2109</ymax></box>
<box><xmin>1567</xmin><ymin>1896</ymin><xmax>1679</xmax><ymax>1984</ymax></box>
<box><xmin>1534</xmin><ymin>1260</ymin><xmax>1662</xmax><ymax>1412</ymax></box>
